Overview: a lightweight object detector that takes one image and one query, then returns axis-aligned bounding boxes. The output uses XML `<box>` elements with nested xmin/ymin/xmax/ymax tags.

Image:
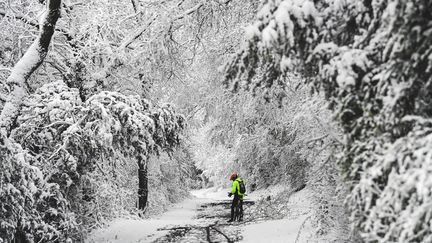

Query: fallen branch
<box><xmin>210</xmin><ymin>225</ymin><xmax>233</xmax><ymax>243</ymax></box>
<box><xmin>205</xmin><ymin>226</ymin><xmax>212</xmax><ymax>243</ymax></box>
<box><xmin>157</xmin><ymin>226</ymin><xmax>192</xmax><ymax>231</ymax></box>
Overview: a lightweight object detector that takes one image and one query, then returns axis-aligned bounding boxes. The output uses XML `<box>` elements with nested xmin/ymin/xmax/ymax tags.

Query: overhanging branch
<box><xmin>0</xmin><ymin>9</ymin><xmax>74</xmax><ymax>45</ymax></box>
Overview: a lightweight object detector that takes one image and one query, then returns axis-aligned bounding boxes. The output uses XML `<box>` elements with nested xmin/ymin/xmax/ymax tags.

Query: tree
<box><xmin>0</xmin><ymin>1</ymin><xmax>189</xmax><ymax>241</ymax></box>
<box><xmin>1</xmin><ymin>80</ymin><xmax>184</xmax><ymax>242</ymax></box>
<box><xmin>224</xmin><ymin>0</ymin><xmax>432</xmax><ymax>241</ymax></box>
<box><xmin>0</xmin><ymin>0</ymin><xmax>61</xmax><ymax>136</ymax></box>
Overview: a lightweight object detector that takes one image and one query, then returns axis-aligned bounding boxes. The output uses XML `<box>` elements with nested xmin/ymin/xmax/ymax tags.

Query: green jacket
<box><xmin>231</xmin><ymin>177</ymin><xmax>244</xmax><ymax>199</ymax></box>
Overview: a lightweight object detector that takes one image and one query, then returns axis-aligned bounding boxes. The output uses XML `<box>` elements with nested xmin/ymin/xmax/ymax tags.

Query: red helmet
<box><xmin>229</xmin><ymin>172</ymin><xmax>238</xmax><ymax>181</ymax></box>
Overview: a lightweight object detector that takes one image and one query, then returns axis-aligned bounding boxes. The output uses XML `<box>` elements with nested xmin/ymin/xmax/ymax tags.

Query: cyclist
<box><xmin>228</xmin><ymin>172</ymin><xmax>244</xmax><ymax>222</ymax></box>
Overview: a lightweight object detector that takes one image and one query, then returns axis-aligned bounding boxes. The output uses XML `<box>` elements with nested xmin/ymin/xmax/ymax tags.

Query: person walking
<box><xmin>228</xmin><ymin>172</ymin><xmax>245</xmax><ymax>222</ymax></box>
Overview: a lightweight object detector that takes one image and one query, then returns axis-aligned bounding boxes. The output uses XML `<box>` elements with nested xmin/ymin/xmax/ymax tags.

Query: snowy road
<box><xmin>88</xmin><ymin>188</ymin><xmax>312</xmax><ymax>243</ymax></box>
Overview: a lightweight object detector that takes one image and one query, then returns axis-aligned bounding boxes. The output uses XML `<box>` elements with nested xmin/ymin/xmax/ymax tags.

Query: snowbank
<box><xmin>241</xmin><ymin>187</ymin><xmax>314</xmax><ymax>243</ymax></box>
<box><xmin>246</xmin><ymin>184</ymin><xmax>290</xmax><ymax>201</ymax></box>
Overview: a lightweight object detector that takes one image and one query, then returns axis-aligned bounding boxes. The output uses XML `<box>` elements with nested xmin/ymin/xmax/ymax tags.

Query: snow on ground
<box><xmin>241</xmin><ymin>188</ymin><xmax>314</xmax><ymax>243</ymax></box>
<box><xmin>191</xmin><ymin>187</ymin><xmax>230</xmax><ymax>200</ymax></box>
<box><xmin>242</xmin><ymin>215</ymin><xmax>311</xmax><ymax>243</ymax></box>
<box><xmin>87</xmin><ymin>195</ymin><xmax>208</xmax><ymax>243</ymax></box>
<box><xmin>87</xmin><ymin>188</ymin><xmax>229</xmax><ymax>243</ymax></box>
<box><xmin>87</xmin><ymin>186</ymin><xmax>314</xmax><ymax>243</ymax></box>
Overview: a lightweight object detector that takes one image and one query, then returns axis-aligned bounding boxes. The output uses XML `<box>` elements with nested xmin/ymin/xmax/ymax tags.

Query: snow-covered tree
<box><xmin>0</xmin><ymin>1</ymin><xmax>189</xmax><ymax>241</ymax></box>
<box><xmin>1</xmin><ymin>80</ymin><xmax>184</xmax><ymax>242</ymax></box>
<box><xmin>224</xmin><ymin>0</ymin><xmax>432</xmax><ymax>241</ymax></box>
<box><xmin>0</xmin><ymin>0</ymin><xmax>61</xmax><ymax>135</ymax></box>
<box><xmin>0</xmin><ymin>139</ymin><xmax>75</xmax><ymax>243</ymax></box>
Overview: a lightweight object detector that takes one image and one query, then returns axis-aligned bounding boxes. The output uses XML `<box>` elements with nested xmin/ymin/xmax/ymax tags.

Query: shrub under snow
<box><xmin>1</xmin><ymin>81</ymin><xmax>184</xmax><ymax>242</ymax></box>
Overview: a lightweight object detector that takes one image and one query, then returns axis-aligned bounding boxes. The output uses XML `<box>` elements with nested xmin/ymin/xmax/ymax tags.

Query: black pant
<box><xmin>230</xmin><ymin>194</ymin><xmax>243</xmax><ymax>220</ymax></box>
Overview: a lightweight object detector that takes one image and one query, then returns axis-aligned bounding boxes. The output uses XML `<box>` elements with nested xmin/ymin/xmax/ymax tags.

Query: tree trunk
<box><xmin>13</xmin><ymin>220</ymin><xmax>28</xmax><ymax>243</ymax></box>
<box><xmin>13</xmin><ymin>230</ymin><xmax>27</xmax><ymax>243</ymax></box>
<box><xmin>0</xmin><ymin>0</ymin><xmax>61</xmax><ymax>136</ymax></box>
<box><xmin>137</xmin><ymin>156</ymin><xmax>148</xmax><ymax>211</ymax></box>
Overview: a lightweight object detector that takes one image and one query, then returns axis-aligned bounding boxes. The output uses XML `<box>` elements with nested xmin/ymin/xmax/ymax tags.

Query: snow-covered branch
<box><xmin>0</xmin><ymin>93</ymin><xmax>7</xmax><ymax>102</ymax></box>
<box><xmin>120</xmin><ymin>14</ymin><xmax>158</xmax><ymax>49</ymax></box>
<box><xmin>0</xmin><ymin>0</ymin><xmax>61</xmax><ymax>135</ymax></box>
<box><xmin>173</xmin><ymin>2</ymin><xmax>204</xmax><ymax>21</ymax></box>
<box><xmin>0</xmin><ymin>66</ymin><xmax>12</xmax><ymax>73</ymax></box>
<box><xmin>0</xmin><ymin>8</ymin><xmax>73</xmax><ymax>42</ymax></box>
<box><xmin>0</xmin><ymin>10</ymin><xmax>39</xmax><ymax>28</ymax></box>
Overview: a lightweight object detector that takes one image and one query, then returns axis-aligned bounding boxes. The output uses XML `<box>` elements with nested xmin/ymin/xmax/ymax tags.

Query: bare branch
<box><xmin>177</xmin><ymin>0</ymin><xmax>186</xmax><ymax>7</ymax></box>
<box><xmin>305</xmin><ymin>134</ymin><xmax>329</xmax><ymax>144</ymax></box>
<box><xmin>173</xmin><ymin>2</ymin><xmax>204</xmax><ymax>21</ymax></box>
<box><xmin>131</xmin><ymin>0</ymin><xmax>138</xmax><ymax>12</ymax></box>
<box><xmin>120</xmin><ymin>14</ymin><xmax>158</xmax><ymax>49</ymax></box>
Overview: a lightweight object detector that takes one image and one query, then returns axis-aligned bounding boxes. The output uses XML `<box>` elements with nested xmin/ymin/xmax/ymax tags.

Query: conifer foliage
<box><xmin>225</xmin><ymin>0</ymin><xmax>432</xmax><ymax>241</ymax></box>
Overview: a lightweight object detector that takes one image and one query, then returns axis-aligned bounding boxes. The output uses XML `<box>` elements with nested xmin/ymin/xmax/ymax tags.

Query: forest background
<box><xmin>1</xmin><ymin>0</ymin><xmax>431</xmax><ymax>243</ymax></box>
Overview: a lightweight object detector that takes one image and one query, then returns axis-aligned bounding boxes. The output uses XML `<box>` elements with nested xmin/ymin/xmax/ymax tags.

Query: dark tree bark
<box><xmin>130</xmin><ymin>0</ymin><xmax>138</xmax><ymax>12</ymax></box>
<box><xmin>0</xmin><ymin>0</ymin><xmax>62</xmax><ymax>136</ymax></box>
<box><xmin>138</xmin><ymin>156</ymin><xmax>149</xmax><ymax>211</ymax></box>
<box><xmin>12</xmin><ymin>228</ymin><xmax>27</xmax><ymax>243</ymax></box>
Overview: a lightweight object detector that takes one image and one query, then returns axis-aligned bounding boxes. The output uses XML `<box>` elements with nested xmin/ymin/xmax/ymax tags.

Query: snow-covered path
<box><xmin>87</xmin><ymin>195</ymin><xmax>211</xmax><ymax>242</ymax></box>
<box><xmin>87</xmin><ymin>188</ymin><xmax>312</xmax><ymax>243</ymax></box>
